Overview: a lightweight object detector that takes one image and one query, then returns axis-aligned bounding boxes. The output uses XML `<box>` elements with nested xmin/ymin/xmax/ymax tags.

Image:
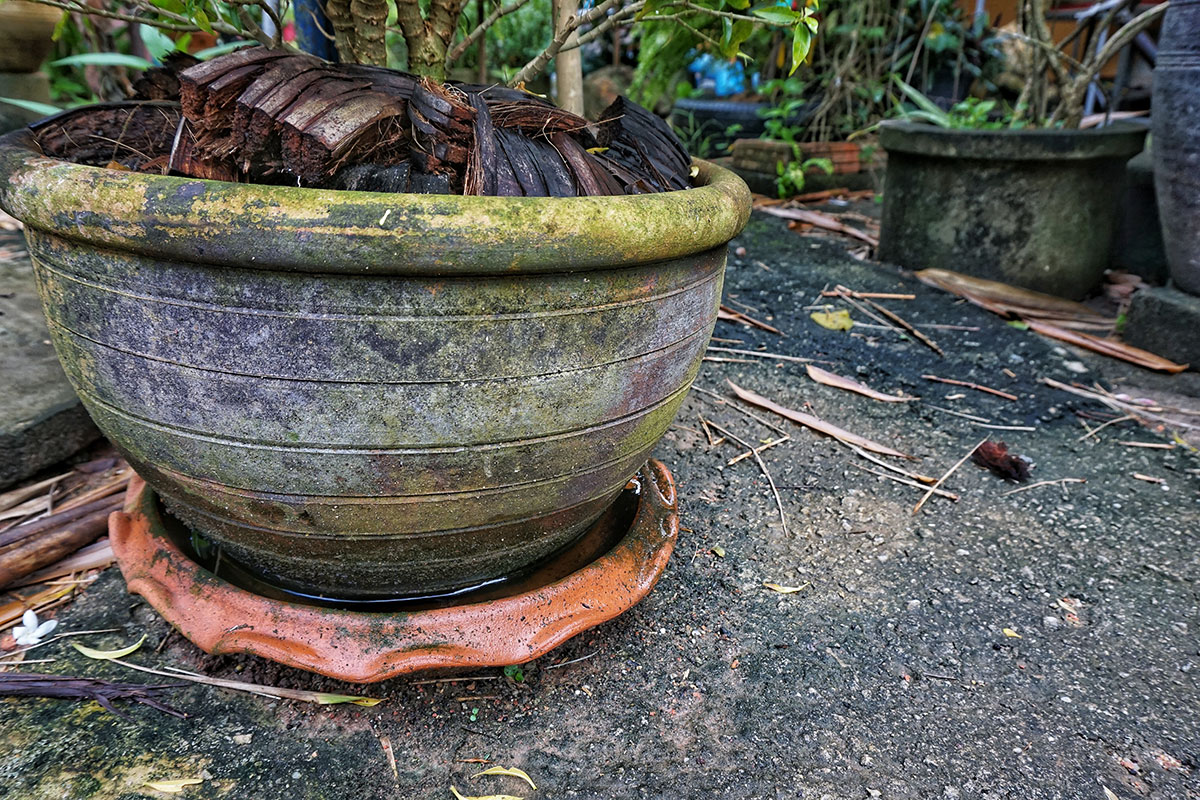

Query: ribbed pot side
<box><xmin>1153</xmin><ymin>0</ymin><xmax>1200</xmax><ymax>295</ymax></box>
<box><xmin>878</xmin><ymin>121</ymin><xmax>1146</xmax><ymax>300</ymax></box>
<box><xmin>0</xmin><ymin>128</ymin><xmax>751</xmax><ymax>599</ymax></box>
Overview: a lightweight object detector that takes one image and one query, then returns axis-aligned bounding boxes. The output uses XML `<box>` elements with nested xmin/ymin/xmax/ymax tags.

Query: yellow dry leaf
<box><xmin>810</xmin><ymin>309</ymin><xmax>853</xmax><ymax>331</ymax></box>
<box><xmin>1103</xmin><ymin>788</ymin><xmax>1119</xmax><ymax>800</ymax></box>
<box><xmin>586</xmin><ymin>146</ymin><xmax>609</xmax><ymax>154</ymax></box>
<box><xmin>72</xmin><ymin>634</ymin><xmax>146</xmax><ymax>661</ymax></box>
<box><xmin>144</xmin><ymin>778</ymin><xmax>203</xmax><ymax>793</ymax></box>
<box><xmin>313</xmin><ymin>693</ymin><xmax>384</xmax><ymax>706</ymax></box>
<box><xmin>711</xmin><ymin>545</ymin><xmax>726</xmax><ymax>558</ymax></box>
<box><xmin>449</xmin><ymin>786</ymin><xmax>524</xmax><ymax>800</ymax></box>
<box><xmin>1002</xmin><ymin>628</ymin><xmax>1022</xmax><ymax>639</ymax></box>
<box><xmin>471</xmin><ymin>766</ymin><xmax>537</xmax><ymax>789</ymax></box>
<box><xmin>764</xmin><ymin>581</ymin><xmax>809</xmax><ymax>594</ymax></box>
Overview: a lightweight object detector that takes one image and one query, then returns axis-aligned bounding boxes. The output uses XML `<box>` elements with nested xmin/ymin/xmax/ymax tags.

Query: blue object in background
<box><xmin>294</xmin><ymin>0</ymin><xmax>338</xmax><ymax>61</ymax></box>
<box><xmin>688</xmin><ymin>53</ymin><xmax>758</xmax><ymax>96</ymax></box>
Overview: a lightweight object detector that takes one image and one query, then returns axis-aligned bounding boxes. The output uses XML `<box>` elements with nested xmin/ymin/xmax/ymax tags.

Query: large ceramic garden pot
<box><xmin>878</xmin><ymin>120</ymin><xmax>1147</xmax><ymax>300</ymax></box>
<box><xmin>0</xmin><ymin>128</ymin><xmax>750</xmax><ymax>599</ymax></box>
<box><xmin>1152</xmin><ymin>0</ymin><xmax>1200</xmax><ymax>295</ymax></box>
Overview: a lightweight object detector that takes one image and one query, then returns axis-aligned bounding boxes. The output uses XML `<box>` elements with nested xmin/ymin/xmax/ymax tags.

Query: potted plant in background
<box><xmin>724</xmin><ymin>0</ymin><xmax>1004</xmax><ymax>196</ymax></box>
<box><xmin>0</xmin><ymin>0</ymin><xmax>818</xmax><ymax>608</ymax></box>
<box><xmin>876</xmin><ymin>0</ymin><xmax>1165</xmax><ymax>300</ymax></box>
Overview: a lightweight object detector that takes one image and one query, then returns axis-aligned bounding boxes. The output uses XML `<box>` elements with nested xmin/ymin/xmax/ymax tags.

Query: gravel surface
<box><xmin>2</xmin><ymin>211</ymin><xmax>1198</xmax><ymax>800</ymax></box>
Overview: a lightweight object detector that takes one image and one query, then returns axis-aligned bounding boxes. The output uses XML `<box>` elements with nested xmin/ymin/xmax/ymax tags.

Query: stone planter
<box><xmin>1153</xmin><ymin>0</ymin><xmax>1200</xmax><ymax>295</ymax></box>
<box><xmin>0</xmin><ymin>127</ymin><xmax>750</xmax><ymax>599</ymax></box>
<box><xmin>0</xmin><ymin>0</ymin><xmax>61</xmax><ymax>73</ymax></box>
<box><xmin>877</xmin><ymin>120</ymin><xmax>1146</xmax><ymax>300</ymax></box>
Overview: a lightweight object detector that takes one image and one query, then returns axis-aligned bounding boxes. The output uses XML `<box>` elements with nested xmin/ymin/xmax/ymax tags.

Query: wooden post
<box><xmin>553</xmin><ymin>0</ymin><xmax>584</xmax><ymax>114</ymax></box>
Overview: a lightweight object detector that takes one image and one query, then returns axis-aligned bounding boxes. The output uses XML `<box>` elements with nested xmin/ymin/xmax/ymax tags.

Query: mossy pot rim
<box><xmin>879</xmin><ymin>119</ymin><xmax>1148</xmax><ymax>162</ymax></box>
<box><xmin>0</xmin><ymin>126</ymin><xmax>752</xmax><ymax>276</ymax></box>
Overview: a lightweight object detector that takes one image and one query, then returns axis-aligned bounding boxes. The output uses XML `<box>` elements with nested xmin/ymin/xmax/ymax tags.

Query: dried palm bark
<box><xmin>35</xmin><ymin>48</ymin><xmax>695</xmax><ymax>198</ymax></box>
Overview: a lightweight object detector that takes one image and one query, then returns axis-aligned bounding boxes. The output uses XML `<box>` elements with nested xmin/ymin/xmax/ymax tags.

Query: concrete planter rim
<box><xmin>879</xmin><ymin>119</ymin><xmax>1147</xmax><ymax>162</ymax></box>
<box><xmin>0</xmin><ymin>127</ymin><xmax>752</xmax><ymax>276</ymax></box>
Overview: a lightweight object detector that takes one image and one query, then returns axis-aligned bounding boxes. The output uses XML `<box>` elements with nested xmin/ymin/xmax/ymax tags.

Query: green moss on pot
<box><xmin>0</xmin><ymin>128</ymin><xmax>751</xmax><ymax>599</ymax></box>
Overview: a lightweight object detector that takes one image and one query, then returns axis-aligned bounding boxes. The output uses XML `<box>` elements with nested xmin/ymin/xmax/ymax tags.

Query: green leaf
<box><xmin>194</xmin><ymin>40</ymin><xmax>255</xmax><ymax>60</ymax></box>
<box><xmin>51</xmin><ymin>10</ymin><xmax>70</xmax><ymax>42</ymax></box>
<box><xmin>635</xmin><ymin>0</ymin><xmax>672</xmax><ymax>20</ymax></box>
<box><xmin>0</xmin><ymin>97</ymin><xmax>60</xmax><ymax>117</ymax></box>
<box><xmin>193</xmin><ymin>9</ymin><xmax>212</xmax><ymax>33</ymax></box>
<box><xmin>892</xmin><ymin>76</ymin><xmax>951</xmax><ymax>126</ymax></box>
<box><xmin>72</xmin><ymin>635</ymin><xmax>147</xmax><ymax>661</ymax></box>
<box><xmin>789</xmin><ymin>26</ymin><xmax>812</xmax><ymax>74</ymax></box>
<box><xmin>50</xmin><ymin>53</ymin><xmax>153</xmax><ymax>70</ymax></box>
<box><xmin>727</xmin><ymin>0</ymin><xmax>750</xmax><ymax>10</ymax></box>
<box><xmin>720</xmin><ymin>19</ymin><xmax>755</xmax><ymax>60</ymax></box>
<box><xmin>752</xmin><ymin>6</ymin><xmax>804</xmax><ymax>25</ymax></box>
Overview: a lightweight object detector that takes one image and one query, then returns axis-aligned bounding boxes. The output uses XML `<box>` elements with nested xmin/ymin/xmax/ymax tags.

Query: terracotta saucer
<box><xmin>109</xmin><ymin>460</ymin><xmax>678</xmax><ymax>683</ymax></box>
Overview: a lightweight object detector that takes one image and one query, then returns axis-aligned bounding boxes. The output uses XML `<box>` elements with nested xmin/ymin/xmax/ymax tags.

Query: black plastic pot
<box><xmin>669</xmin><ymin>97</ymin><xmax>771</xmax><ymax>152</ymax></box>
<box><xmin>1152</xmin><ymin>0</ymin><xmax>1200</xmax><ymax>295</ymax></box>
<box><xmin>877</xmin><ymin>120</ymin><xmax>1147</xmax><ymax>300</ymax></box>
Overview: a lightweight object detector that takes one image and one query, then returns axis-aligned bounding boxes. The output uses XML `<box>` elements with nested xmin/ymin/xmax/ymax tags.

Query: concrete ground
<box><xmin>1</xmin><ymin>210</ymin><xmax>1198</xmax><ymax>800</ymax></box>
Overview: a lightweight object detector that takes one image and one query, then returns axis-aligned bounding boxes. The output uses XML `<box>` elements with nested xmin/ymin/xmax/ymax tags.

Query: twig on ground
<box><xmin>707</xmin><ymin>346</ymin><xmax>814</xmax><ymax>365</ymax></box>
<box><xmin>836</xmin><ymin>286</ymin><xmax>944</xmax><ymax>356</ymax></box>
<box><xmin>704</xmin><ymin>420</ymin><xmax>788</xmax><ymax>537</ymax></box>
<box><xmin>1116</xmin><ymin>441</ymin><xmax>1175</xmax><ymax>450</ymax></box>
<box><xmin>913</xmin><ymin>439</ymin><xmax>987</xmax><ymax>515</ymax></box>
<box><xmin>545</xmin><ymin>650</ymin><xmax>600</xmax><ymax>670</ymax></box>
<box><xmin>850</xmin><ymin>463</ymin><xmax>959</xmax><ymax>500</ymax></box>
<box><xmin>820</xmin><ymin>291</ymin><xmax>914</xmax><ymax>300</ymax></box>
<box><xmin>844</xmin><ymin>443</ymin><xmax>937</xmax><ymax>484</ymax></box>
<box><xmin>924</xmin><ymin>404</ymin><xmax>993</xmax><ymax>423</ymax></box>
<box><xmin>923</xmin><ymin>374</ymin><xmax>1018</xmax><ymax>402</ymax></box>
<box><xmin>1076</xmin><ymin>413</ymin><xmax>1135</xmax><ymax>442</ymax></box>
<box><xmin>1132</xmin><ymin>473</ymin><xmax>1164</xmax><ymax>484</ymax></box>
<box><xmin>727</xmin><ymin>436</ymin><xmax>790</xmax><ymax>466</ymax></box>
<box><xmin>408</xmin><ymin>676</ymin><xmax>499</xmax><ymax>685</ymax></box>
<box><xmin>1000</xmin><ymin>478</ymin><xmax>1086</xmax><ymax>496</ymax></box>
<box><xmin>717</xmin><ymin>306</ymin><xmax>783</xmax><ymax>336</ymax></box>
<box><xmin>969</xmin><ymin>422</ymin><xmax>1036</xmax><ymax>431</ymax></box>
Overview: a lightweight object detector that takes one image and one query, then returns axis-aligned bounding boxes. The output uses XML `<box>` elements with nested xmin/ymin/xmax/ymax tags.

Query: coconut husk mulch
<box><xmin>31</xmin><ymin>47</ymin><xmax>693</xmax><ymax>198</ymax></box>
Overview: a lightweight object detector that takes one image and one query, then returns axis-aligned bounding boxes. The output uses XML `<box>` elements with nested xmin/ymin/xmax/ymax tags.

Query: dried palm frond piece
<box><xmin>34</xmin><ymin>48</ymin><xmax>694</xmax><ymax>198</ymax></box>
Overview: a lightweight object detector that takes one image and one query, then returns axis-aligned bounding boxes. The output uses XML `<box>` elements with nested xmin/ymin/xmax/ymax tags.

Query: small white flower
<box><xmin>12</xmin><ymin>609</ymin><xmax>57</xmax><ymax>646</ymax></box>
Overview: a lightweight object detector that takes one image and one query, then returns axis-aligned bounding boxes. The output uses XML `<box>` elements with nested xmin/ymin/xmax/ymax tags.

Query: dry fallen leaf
<box><xmin>449</xmin><ymin>787</ymin><xmax>524</xmax><ymax>800</ymax></box>
<box><xmin>1025</xmin><ymin>320</ymin><xmax>1188</xmax><ymax>373</ymax></box>
<box><xmin>72</xmin><ymin>635</ymin><xmax>146</xmax><ymax>661</ymax></box>
<box><xmin>764</xmin><ymin>581</ymin><xmax>809</xmax><ymax>594</ymax></box>
<box><xmin>711</xmin><ymin>545</ymin><xmax>726</xmax><ymax>558</ymax></box>
<box><xmin>806</xmin><ymin>365</ymin><xmax>912</xmax><ymax>403</ymax></box>
<box><xmin>810</xmin><ymin>309</ymin><xmax>854</xmax><ymax>331</ymax></box>
<box><xmin>471</xmin><ymin>767</ymin><xmax>537</xmax><ymax>790</ymax></box>
<box><xmin>1103</xmin><ymin>787</ymin><xmax>1119</xmax><ymax>800</ymax></box>
<box><xmin>144</xmin><ymin>779</ymin><xmax>203</xmax><ymax>794</ymax></box>
<box><xmin>914</xmin><ymin>268</ymin><xmax>1116</xmax><ymax>331</ymax></box>
<box><xmin>1003</xmin><ymin>628</ymin><xmax>1022</xmax><ymax>639</ymax></box>
<box><xmin>728</xmin><ymin>381</ymin><xmax>912</xmax><ymax>459</ymax></box>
